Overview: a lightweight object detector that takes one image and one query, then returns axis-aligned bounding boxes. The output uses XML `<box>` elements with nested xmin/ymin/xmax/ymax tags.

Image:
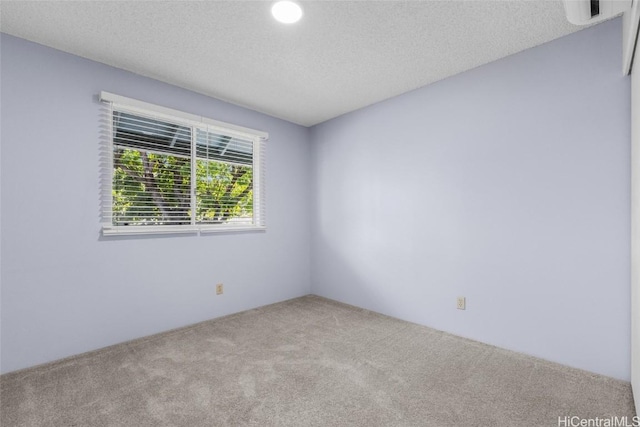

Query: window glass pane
<box><xmin>112</xmin><ymin>111</ymin><xmax>192</xmax><ymax>226</ymax></box>
<box><xmin>114</xmin><ymin>111</ymin><xmax>191</xmax><ymax>157</ymax></box>
<box><xmin>195</xmin><ymin>129</ymin><xmax>253</xmax><ymax>166</ymax></box>
<box><xmin>195</xmin><ymin>159</ymin><xmax>253</xmax><ymax>225</ymax></box>
<box><xmin>195</xmin><ymin>128</ymin><xmax>255</xmax><ymax>225</ymax></box>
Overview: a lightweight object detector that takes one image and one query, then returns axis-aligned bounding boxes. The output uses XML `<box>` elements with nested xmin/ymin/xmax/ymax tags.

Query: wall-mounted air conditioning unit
<box><xmin>563</xmin><ymin>0</ymin><xmax>630</xmax><ymax>25</ymax></box>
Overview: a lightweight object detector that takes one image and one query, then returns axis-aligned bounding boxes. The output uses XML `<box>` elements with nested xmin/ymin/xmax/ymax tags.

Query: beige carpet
<box><xmin>0</xmin><ymin>295</ymin><xmax>635</xmax><ymax>426</ymax></box>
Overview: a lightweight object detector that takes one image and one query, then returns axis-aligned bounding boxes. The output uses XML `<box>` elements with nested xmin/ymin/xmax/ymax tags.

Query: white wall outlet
<box><xmin>216</xmin><ymin>283</ymin><xmax>224</xmax><ymax>295</ymax></box>
<box><xmin>456</xmin><ymin>296</ymin><xmax>466</xmax><ymax>310</ymax></box>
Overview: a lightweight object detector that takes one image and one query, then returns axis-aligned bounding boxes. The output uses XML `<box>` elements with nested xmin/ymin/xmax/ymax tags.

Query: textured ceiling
<box><xmin>0</xmin><ymin>1</ymin><xmax>582</xmax><ymax>126</ymax></box>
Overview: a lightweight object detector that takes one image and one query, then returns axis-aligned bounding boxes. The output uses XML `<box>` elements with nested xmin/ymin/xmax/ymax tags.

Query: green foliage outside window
<box><xmin>113</xmin><ymin>148</ymin><xmax>253</xmax><ymax>226</ymax></box>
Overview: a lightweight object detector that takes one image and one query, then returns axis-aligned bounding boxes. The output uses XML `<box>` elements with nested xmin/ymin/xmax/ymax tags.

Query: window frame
<box><xmin>99</xmin><ymin>91</ymin><xmax>267</xmax><ymax>236</ymax></box>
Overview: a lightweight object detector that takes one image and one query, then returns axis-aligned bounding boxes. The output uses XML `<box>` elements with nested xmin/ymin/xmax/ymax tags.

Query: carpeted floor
<box><xmin>0</xmin><ymin>295</ymin><xmax>636</xmax><ymax>426</ymax></box>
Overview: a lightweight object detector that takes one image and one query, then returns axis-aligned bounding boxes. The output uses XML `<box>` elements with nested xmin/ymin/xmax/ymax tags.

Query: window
<box><xmin>100</xmin><ymin>92</ymin><xmax>267</xmax><ymax>235</ymax></box>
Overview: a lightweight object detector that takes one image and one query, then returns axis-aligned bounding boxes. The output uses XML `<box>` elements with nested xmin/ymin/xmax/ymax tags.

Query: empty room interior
<box><xmin>1</xmin><ymin>0</ymin><xmax>640</xmax><ymax>426</ymax></box>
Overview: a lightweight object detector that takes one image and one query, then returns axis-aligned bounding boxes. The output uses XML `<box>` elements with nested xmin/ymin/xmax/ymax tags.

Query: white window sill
<box><xmin>102</xmin><ymin>225</ymin><xmax>266</xmax><ymax>237</ymax></box>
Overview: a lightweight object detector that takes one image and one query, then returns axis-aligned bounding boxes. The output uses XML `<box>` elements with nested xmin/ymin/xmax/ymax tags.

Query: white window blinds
<box><xmin>100</xmin><ymin>92</ymin><xmax>267</xmax><ymax>235</ymax></box>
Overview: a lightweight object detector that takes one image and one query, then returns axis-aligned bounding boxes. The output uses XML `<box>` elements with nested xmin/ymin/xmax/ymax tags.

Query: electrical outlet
<box><xmin>216</xmin><ymin>283</ymin><xmax>224</xmax><ymax>295</ymax></box>
<box><xmin>456</xmin><ymin>296</ymin><xmax>466</xmax><ymax>310</ymax></box>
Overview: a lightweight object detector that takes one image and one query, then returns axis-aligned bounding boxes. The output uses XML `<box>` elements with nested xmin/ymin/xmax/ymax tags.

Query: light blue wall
<box><xmin>0</xmin><ymin>34</ymin><xmax>312</xmax><ymax>374</ymax></box>
<box><xmin>310</xmin><ymin>19</ymin><xmax>631</xmax><ymax>380</ymax></box>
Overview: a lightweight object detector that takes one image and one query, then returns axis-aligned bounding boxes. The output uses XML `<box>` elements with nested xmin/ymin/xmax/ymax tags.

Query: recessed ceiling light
<box><xmin>271</xmin><ymin>1</ymin><xmax>303</xmax><ymax>24</ymax></box>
